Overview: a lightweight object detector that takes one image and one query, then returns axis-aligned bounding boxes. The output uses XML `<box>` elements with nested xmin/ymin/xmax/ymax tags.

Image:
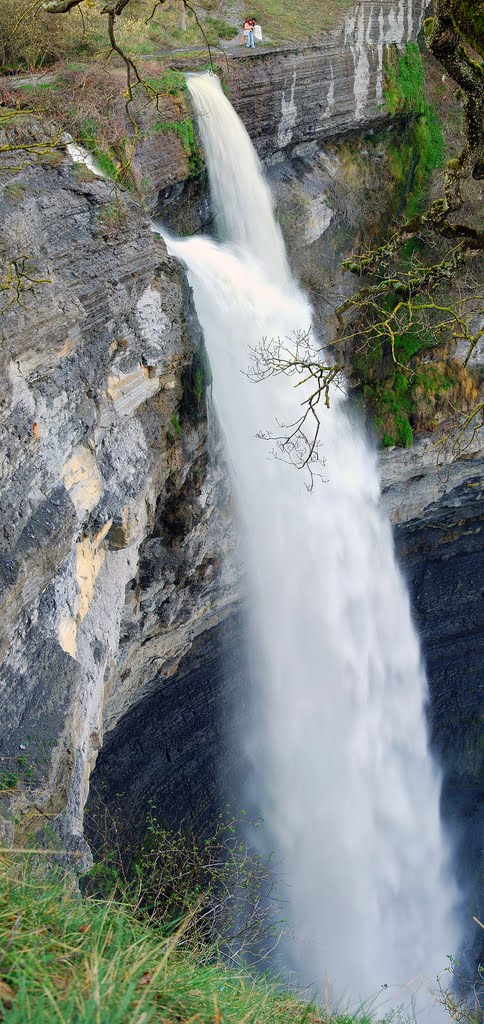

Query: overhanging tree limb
<box><xmin>43</xmin><ymin>0</ymin><xmax>85</xmax><ymax>11</ymax></box>
<box><xmin>425</xmin><ymin>0</ymin><xmax>484</xmax><ymax>188</ymax></box>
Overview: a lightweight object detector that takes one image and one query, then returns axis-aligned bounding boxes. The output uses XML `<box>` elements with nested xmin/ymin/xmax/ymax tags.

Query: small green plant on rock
<box><xmin>0</xmin><ymin>771</ymin><xmax>18</xmax><ymax>793</ymax></box>
<box><xmin>95</xmin><ymin>199</ymin><xmax>128</xmax><ymax>231</ymax></box>
<box><xmin>179</xmin><ymin>349</ymin><xmax>211</xmax><ymax>424</ymax></box>
<box><xmin>2</xmin><ymin>182</ymin><xmax>26</xmax><ymax>199</ymax></box>
<box><xmin>71</xmin><ymin>161</ymin><xmax>97</xmax><ymax>182</ymax></box>
<box><xmin>170</xmin><ymin>412</ymin><xmax>183</xmax><ymax>437</ymax></box>
<box><xmin>78</xmin><ymin>118</ymin><xmax>120</xmax><ymax>183</ymax></box>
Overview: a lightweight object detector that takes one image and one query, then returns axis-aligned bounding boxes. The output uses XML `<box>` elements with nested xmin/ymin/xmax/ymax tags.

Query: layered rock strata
<box><xmin>0</xmin><ymin>156</ymin><xmax>239</xmax><ymax>852</ymax></box>
<box><xmin>381</xmin><ymin>439</ymin><xmax>484</xmax><ymax>967</ymax></box>
<box><xmin>154</xmin><ymin>0</ymin><xmax>426</xmax><ymax>224</ymax></box>
<box><xmin>222</xmin><ymin>0</ymin><xmax>426</xmax><ymax>160</ymax></box>
<box><xmin>86</xmin><ymin>610</ymin><xmax>248</xmax><ymax>850</ymax></box>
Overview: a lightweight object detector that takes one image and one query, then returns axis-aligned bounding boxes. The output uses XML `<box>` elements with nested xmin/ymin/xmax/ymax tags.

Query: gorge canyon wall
<box><xmin>0</xmin><ymin>3</ymin><xmax>481</xmax><ymax>965</ymax></box>
<box><xmin>0</xmin><ymin>159</ymin><xmax>240</xmax><ymax>852</ymax></box>
<box><xmin>156</xmin><ymin>0</ymin><xmax>427</xmax><ymax>228</ymax></box>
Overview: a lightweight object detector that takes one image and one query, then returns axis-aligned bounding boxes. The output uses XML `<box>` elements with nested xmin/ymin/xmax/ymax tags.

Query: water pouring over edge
<box><xmin>156</xmin><ymin>71</ymin><xmax>458</xmax><ymax>1021</ymax></box>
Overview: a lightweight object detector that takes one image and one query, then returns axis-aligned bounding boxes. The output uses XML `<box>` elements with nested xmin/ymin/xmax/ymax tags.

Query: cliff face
<box><xmin>85</xmin><ymin>610</ymin><xmax>248</xmax><ymax>851</ymax></box>
<box><xmin>223</xmin><ymin>0</ymin><xmax>426</xmax><ymax>159</ymax></box>
<box><xmin>0</xmin><ymin>0</ymin><xmax>482</xmax><ymax>907</ymax></box>
<box><xmin>87</xmin><ymin>432</ymin><xmax>484</xmax><ymax>881</ymax></box>
<box><xmin>0</xmin><ymin>155</ymin><xmax>239</xmax><ymax>852</ymax></box>
<box><xmin>156</xmin><ymin>0</ymin><xmax>426</xmax><ymax>228</ymax></box>
<box><xmin>380</xmin><ymin>441</ymin><xmax>484</xmax><ymax>964</ymax></box>
<box><xmin>265</xmin><ymin>125</ymin><xmax>412</xmax><ymax>337</ymax></box>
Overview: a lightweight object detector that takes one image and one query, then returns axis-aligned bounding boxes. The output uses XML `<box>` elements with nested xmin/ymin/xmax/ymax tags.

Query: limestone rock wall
<box><xmin>265</xmin><ymin>126</ymin><xmax>410</xmax><ymax>334</ymax></box>
<box><xmin>85</xmin><ymin>610</ymin><xmax>248</xmax><ymax>849</ymax></box>
<box><xmin>1</xmin><ymin>0</ymin><xmax>430</xmax><ymax>853</ymax></box>
<box><xmin>155</xmin><ymin>0</ymin><xmax>426</xmax><ymax>226</ymax></box>
<box><xmin>1</xmin><ymin>0</ymin><xmax>481</xmax><ymax>892</ymax></box>
<box><xmin>218</xmin><ymin>0</ymin><xmax>425</xmax><ymax>156</ymax></box>
<box><xmin>0</xmin><ymin>157</ymin><xmax>239</xmax><ymax>853</ymax></box>
<box><xmin>380</xmin><ymin>439</ymin><xmax>484</xmax><ymax>965</ymax></box>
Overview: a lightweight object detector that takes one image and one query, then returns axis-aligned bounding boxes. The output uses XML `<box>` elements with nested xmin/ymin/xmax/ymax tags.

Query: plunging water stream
<box><xmin>160</xmin><ymin>72</ymin><xmax>457</xmax><ymax>1019</ymax></box>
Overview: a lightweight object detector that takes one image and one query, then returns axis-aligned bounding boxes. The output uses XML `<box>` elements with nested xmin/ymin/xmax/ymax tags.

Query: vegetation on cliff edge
<box><xmin>0</xmin><ymin>853</ymin><xmax>395</xmax><ymax>1024</ymax></box>
<box><xmin>0</xmin><ymin>0</ymin><xmax>355</xmax><ymax>73</ymax></box>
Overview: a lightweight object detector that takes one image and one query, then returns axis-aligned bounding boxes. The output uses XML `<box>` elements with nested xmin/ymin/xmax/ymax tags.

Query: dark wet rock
<box><xmin>381</xmin><ymin>439</ymin><xmax>484</xmax><ymax>970</ymax></box>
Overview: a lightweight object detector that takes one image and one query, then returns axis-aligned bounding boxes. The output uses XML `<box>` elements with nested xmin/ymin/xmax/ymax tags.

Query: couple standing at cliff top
<box><xmin>242</xmin><ymin>18</ymin><xmax>262</xmax><ymax>48</ymax></box>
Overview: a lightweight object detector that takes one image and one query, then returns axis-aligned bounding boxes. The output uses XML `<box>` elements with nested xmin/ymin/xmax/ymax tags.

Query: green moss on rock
<box><xmin>384</xmin><ymin>42</ymin><xmax>445</xmax><ymax>218</ymax></box>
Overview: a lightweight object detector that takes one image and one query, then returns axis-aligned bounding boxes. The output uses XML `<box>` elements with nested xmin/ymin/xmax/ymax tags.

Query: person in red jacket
<box><xmin>242</xmin><ymin>18</ymin><xmax>255</xmax><ymax>47</ymax></box>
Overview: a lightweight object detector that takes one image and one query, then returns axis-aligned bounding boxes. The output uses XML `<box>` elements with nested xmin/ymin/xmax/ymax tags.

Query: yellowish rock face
<box><xmin>107</xmin><ymin>366</ymin><xmax>160</xmax><ymax>419</ymax></box>
<box><xmin>61</xmin><ymin>446</ymin><xmax>103</xmax><ymax>516</ymax></box>
<box><xmin>57</xmin><ymin>521</ymin><xmax>113</xmax><ymax>659</ymax></box>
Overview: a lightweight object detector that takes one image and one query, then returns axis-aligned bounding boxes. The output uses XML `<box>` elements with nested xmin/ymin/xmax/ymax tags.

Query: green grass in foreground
<box><xmin>0</xmin><ymin>855</ymin><xmax>385</xmax><ymax>1024</ymax></box>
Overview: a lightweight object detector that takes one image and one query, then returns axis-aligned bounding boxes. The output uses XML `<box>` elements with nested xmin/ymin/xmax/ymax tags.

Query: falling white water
<box><xmin>161</xmin><ymin>73</ymin><xmax>457</xmax><ymax>1019</ymax></box>
<box><xmin>66</xmin><ymin>140</ymin><xmax>106</xmax><ymax>178</ymax></box>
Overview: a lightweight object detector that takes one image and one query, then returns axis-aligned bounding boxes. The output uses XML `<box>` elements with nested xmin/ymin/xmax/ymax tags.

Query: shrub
<box><xmin>0</xmin><ymin>0</ymin><xmax>90</xmax><ymax>70</ymax></box>
<box><xmin>83</xmin><ymin>812</ymin><xmax>283</xmax><ymax>965</ymax></box>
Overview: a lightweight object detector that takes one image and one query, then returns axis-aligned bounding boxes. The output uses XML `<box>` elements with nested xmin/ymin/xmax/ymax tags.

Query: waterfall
<box><xmin>160</xmin><ymin>72</ymin><xmax>457</xmax><ymax>1019</ymax></box>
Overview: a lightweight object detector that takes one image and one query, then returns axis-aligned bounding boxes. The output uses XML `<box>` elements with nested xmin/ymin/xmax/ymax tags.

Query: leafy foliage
<box><xmin>349</xmin><ymin>276</ymin><xmax>480</xmax><ymax>447</ymax></box>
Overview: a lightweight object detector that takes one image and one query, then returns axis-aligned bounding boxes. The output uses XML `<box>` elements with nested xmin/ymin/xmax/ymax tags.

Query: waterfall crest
<box><xmin>162</xmin><ymin>71</ymin><xmax>457</xmax><ymax>1019</ymax></box>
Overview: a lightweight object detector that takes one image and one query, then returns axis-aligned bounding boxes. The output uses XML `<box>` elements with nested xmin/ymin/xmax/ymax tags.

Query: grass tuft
<box><xmin>0</xmin><ymin>855</ymin><xmax>387</xmax><ymax>1024</ymax></box>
